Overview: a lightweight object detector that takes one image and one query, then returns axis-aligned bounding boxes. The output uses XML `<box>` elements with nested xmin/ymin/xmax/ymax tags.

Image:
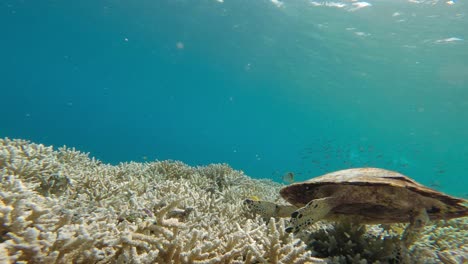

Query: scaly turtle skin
<box><xmin>244</xmin><ymin>167</ymin><xmax>468</xmax><ymax>245</ymax></box>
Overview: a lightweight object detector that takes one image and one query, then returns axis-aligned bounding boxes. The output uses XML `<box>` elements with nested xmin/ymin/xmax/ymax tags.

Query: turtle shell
<box><xmin>280</xmin><ymin>167</ymin><xmax>468</xmax><ymax>222</ymax></box>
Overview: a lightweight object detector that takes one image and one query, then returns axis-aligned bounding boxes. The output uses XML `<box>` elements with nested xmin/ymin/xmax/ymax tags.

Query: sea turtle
<box><xmin>244</xmin><ymin>167</ymin><xmax>468</xmax><ymax>245</ymax></box>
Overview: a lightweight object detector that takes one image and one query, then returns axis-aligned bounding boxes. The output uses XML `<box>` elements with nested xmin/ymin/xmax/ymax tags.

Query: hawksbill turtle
<box><xmin>244</xmin><ymin>167</ymin><xmax>468</xmax><ymax>245</ymax></box>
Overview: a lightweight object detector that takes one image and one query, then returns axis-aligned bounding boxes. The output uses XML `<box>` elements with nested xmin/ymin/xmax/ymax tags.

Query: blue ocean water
<box><xmin>1</xmin><ymin>0</ymin><xmax>467</xmax><ymax>196</ymax></box>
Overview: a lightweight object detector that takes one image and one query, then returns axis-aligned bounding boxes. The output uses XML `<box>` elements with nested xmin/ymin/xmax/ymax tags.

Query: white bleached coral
<box><xmin>0</xmin><ymin>138</ymin><xmax>324</xmax><ymax>263</ymax></box>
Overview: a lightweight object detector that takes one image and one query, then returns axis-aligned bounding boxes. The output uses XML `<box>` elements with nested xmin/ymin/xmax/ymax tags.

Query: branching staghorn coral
<box><xmin>0</xmin><ymin>138</ymin><xmax>69</xmax><ymax>197</ymax></box>
<box><xmin>0</xmin><ymin>138</ymin><xmax>325</xmax><ymax>263</ymax></box>
<box><xmin>412</xmin><ymin>218</ymin><xmax>468</xmax><ymax>264</ymax></box>
<box><xmin>0</xmin><ymin>175</ymin><xmax>71</xmax><ymax>263</ymax></box>
<box><xmin>147</xmin><ymin>160</ymin><xmax>196</xmax><ymax>180</ymax></box>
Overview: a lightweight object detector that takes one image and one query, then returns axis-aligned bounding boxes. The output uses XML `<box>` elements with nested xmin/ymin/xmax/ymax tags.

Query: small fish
<box><xmin>142</xmin><ymin>156</ymin><xmax>148</xmax><ymax>161</ymax></box>
<box><xmin>249</xmin><ymin>196</ymin><xmax>261</xmax><ymax>201</ymax></box>
<box><xmin>390</xmin><ymin>225</ymin><xmax>406</xmax><ymax>235</ymax></box>
<box><xmin>430</xmin><ymin>181</ymin><xmax>441</xmax><ymax>188</ymax></box>
<box><xmin>282</xmin><ymin>172</ymin><xmax>295</xmax><ymax>184</ymax></box>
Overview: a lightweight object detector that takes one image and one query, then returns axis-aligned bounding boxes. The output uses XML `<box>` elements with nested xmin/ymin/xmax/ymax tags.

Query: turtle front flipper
<box><xmin>244</xmin><ymin>199</ymin><xmax>297</xmax><ymax>218</ymax></box>
<box><xmin>401</xmin><ymin>207</ymin><xmax>429</xmax><ymax>247</ymax></box>
<box><xmin>285</xmin><ymin>197</ymin><xmax>336</xmax><ymax>234</ymax></box>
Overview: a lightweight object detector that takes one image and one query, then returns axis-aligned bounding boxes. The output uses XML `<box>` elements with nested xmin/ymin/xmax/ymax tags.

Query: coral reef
<box><xmin>0</xmin><ymin>138</ymin><xmax>321</xmax><ymax>263</ymax></box>
<box><xmin>0</xmin><ymin>138</ymin><xmax>466</xmax><ymax>263</ymax></box>
<box><xmin>301</xmin><ymin>222</ymin><xmax>404</xmax><ymax>263</ymax></box>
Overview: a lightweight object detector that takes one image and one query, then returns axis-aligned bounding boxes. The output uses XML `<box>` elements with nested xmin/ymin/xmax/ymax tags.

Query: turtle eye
<box><xmin>427</xmin><ymin>206</ymin><xmax>440</xmax><ymax>214</ymax></box>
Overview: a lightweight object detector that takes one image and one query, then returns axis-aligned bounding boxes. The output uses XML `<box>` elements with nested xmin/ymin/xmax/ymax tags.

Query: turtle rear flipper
<box><xmin>244</xmin><ymin>199</ymin><xmax>296</xmax><ymax>218</ymax></box>
<box><xmin>286</xmin><ymin>197</ymin><xmax>336</xmax><ymax>234</ymax></box>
